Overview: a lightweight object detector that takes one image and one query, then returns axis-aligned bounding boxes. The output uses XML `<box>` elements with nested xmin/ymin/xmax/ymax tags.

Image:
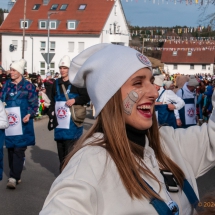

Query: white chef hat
<box><xmin>154</xmin><ymin>75</ymin><xmax>164</xmax><ymax>87</ymax></box>
<box><xmin>187</xmin><ymin>76</ymin><xmax>199</xmax><ymax>87</ymax></box>
<box><xmin>10</xmin><ymin>59</ymin><xmax>26</xmax><ymax>75</ymax></box>
<box><xmin>69</xmin><ymin>43</ymin><xmax>152</xmax><ymax>117</ymax></box>
<box><xmin>59</xmin><ymin>55</ymin><xmax>70</xmax><ymax>68</ymax></box>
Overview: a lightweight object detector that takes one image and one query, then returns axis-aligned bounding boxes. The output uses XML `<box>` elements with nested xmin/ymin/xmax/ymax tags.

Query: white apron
<box><xmin>5</xmin><ymin>107</ymin><xmax>23</xmax><ymax>136</ymax></box>
<box><xmin>55</xmin><ymin>101</ymin><xmax>71</xmax><ymax>129</ymax></box>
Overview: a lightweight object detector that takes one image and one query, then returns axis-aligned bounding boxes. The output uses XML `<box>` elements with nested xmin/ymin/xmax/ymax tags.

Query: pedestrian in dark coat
<box><xmin>0</xmin><ymin>59</ymin><xmax>38</xmax><ymax>189</ymax></box>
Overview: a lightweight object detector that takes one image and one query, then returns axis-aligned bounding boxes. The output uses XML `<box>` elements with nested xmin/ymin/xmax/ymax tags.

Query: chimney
<box><xmin>43</xmin><ymin>0</ymin><xmax>50</xmax><ymax>5</ymax></box>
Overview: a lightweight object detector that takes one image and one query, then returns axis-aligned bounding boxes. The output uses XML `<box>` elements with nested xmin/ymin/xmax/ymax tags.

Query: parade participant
<box><xmin>43</xmin><ymin>72</ymin><xmax>54</xmax><ymax>100</ymax></box>
<box><xmin>173</xmin><ymin>75</ymin><xmax>189</xmax><ymax>94</ymax></box>
<box><xmin>0</xmin><ymin>59</ymin><xmax>38</xmax><ymax>189</ymax></box>
<box><xmin>40</xmin><ymin>44</ymin><xmax>215</xmax><ymax>215</ymax></box>
<box><xmin>48</xmin><ymin>55</ymin><xmax>90</xmax><ymax>169</ymax></box>
<box><xmin>0</xmin><ymin>100</ymin><xmax>9</xmax><ymax>181</ymax></box>
<box><xmin>155</xmin><ymin>78</ymin><xmax>184</xmax><ymax>128</ymax></box>
<box><xmin>176</xmin><ymin>76</ymin><xmax>199</xmax><ymax>128</ymax></box>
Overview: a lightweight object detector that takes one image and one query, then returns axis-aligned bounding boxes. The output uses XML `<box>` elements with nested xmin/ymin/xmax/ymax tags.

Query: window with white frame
<box><xmin>78</xmin><ymin>4</ymin><xmax>86</xmax><ymax>10</ymax></box>
<box><xmin>50</xmin><ymin>41</ymin><xmax>56</xmax><ymax>51</ymax></box>
<box><xmin>187</xmin><ymin>51</ymin><xmax>192</xmax><ymax>56</ymax></box>
<box><xmin>40</xmin><ymin>62</ymin><xmax>46</xmax><ymax>75</ymax></box>
<box><xmin>12</xmin><ymin>40</ymin><xmax>18</xmax><ymax>51</ymax></box>
<box><xmin>40</xmin><ymin>41</ymin><xmax>46</xmax><ymax>51</ymax></box>
<box><xmin>21</xmin><ymin>21</ymin><xmax>28</xmax><ymax>29</ymax></box>
<box><xmin>50</xmin><ymin>4</ymin><xmax>58</xmax><ymax>10</ymax></box>
<box><xmin>68</xmin><ymin>42</ymin><xmax>74</xmax><ymax>52</ymax></box>
<box><xmin>40</xmin><ymin>21</ymin><xmax>46</xmax><ymax>29</ymax></box>
<box><xmin>190</xmin><ymin>64</ymin><xmax>194</xmax><ymax>70</ymax></box>
<box><xmin>21</xmin><ymin>40</ymin><xmax>27</xmax><ymax>51</ymax></box>
<box><xmin>68</xmin><ymin>21</ymin><xmax>76</xmax><ymax>30</ymax></box>
<box><xmin>202</xmin><ymin>64</ymin><xmax>206</xmax><ymax>70</ymax></box>
<box><xmin>50</xmin><ymin>62</ymin><xmax>55</xmax><ymax>75</ymax></box>
<box><xmin>32</xmin><ymin>4</ymin><xmax>41</xmax><ymax>10</ymax></box>
<box><xmin>78</xmin><ymin>42</ymin><xmax>85</xmax><ymax>53</ymax></box>
<box><xmin>173</xmin><ymin>64</ymin><xmax>178</xmax><ymax>70</ymax></box>
<box><xmin>60</xmin><ymin>4</ymin><xmax>68</xmax><ymax>10</ymax></box>
<box><xmin>173</xmin><ymin>51</ymin><xmax>177</xmax><ymax>56</ymax></box>
<box><xmin>49</xmin><ymin>21</ymin><xmax>56</xmax><ymax>29</ymax></box>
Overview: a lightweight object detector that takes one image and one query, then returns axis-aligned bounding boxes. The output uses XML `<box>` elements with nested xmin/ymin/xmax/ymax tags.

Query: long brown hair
<box><xmin>63</xmin><ymin>89</ymin><xmax>185</xmax><ymax>200</ymax></box>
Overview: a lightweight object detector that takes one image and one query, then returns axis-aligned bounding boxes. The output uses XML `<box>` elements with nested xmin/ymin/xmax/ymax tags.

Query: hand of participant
<box><xmin>23</xmin><ymin>114</ymin><xmax>31</xmax><ymax>123</ymax></box>
<box><xmin>176</xmin><ymin>119</ymin><xmax>182</xmax><ymax>127</ymax></box>
<box><xmin>66</xmin><ymin>99</ymin><xmax>75</xmax><ymax>107</ymax></box>
<box><xmin>168</xmin><ymin>104</ymin><xmax>175</xmax><ymax>110</ymax></box>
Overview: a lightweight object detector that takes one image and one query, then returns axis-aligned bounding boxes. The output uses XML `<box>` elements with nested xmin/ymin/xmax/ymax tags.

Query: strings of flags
<box><xmin>142</xmin><ymin>38</ymin><xmax>215</xmax><ymax>43</ymax></box>
<box><xmin>116</xmin><ymin>0</ymin><xmax>210</xmax><ymax>5</ymax></box>
<box><xmin>130</xmin><ymin>26</ymin><xmax>211</xmax><ymax>37</ymax></box>
<box><xmin>140</xmin><ymin>46</ymin><xmax>215</xmax><ymax>51</ymax></box>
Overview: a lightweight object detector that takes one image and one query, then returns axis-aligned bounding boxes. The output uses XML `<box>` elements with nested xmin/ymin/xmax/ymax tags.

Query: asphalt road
<box><xmin>0</xmin><ymin>109</ymin><xmax>214</xmax><ymax>215</ymax></box>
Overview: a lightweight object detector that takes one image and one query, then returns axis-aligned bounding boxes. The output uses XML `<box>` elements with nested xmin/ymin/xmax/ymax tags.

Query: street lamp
<box><xmin>30</xmin><ymin>35</ymin><xmax>33</xmax><ymax>73</ymax></box>
<box><xmin>47</xmin><ymin>12</ymin><xmax>58</xmax><ymax>73</ymax></box>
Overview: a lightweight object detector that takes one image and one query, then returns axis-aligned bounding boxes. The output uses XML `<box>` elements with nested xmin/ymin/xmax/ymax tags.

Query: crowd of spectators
<box><xmin>160</xmin><ymin>72</ymin><xmax>215</xmax><ymax>124</ymax></box>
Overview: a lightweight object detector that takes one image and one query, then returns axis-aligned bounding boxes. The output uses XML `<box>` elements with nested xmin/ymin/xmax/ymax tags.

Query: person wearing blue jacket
<box><xmin>0</xmin><ymin>59</ymin><xmax>38</xmax><ymax>189</ymax></box>
<box><xmin>48</xmin><ymin>56</ymin><xmax>90</xmax><ymax>169</ymax></box>
<box><xmin>0</xmin><ymin>100</ymin><xmax>9</xmax><ymax>181</ymax></box>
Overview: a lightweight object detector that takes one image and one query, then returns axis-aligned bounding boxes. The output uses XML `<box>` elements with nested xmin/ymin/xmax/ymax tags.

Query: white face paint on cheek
<box><xmin>123</xmin><ymin>91</ymin><xmax>139</xmax><ymax>115</ymax></box>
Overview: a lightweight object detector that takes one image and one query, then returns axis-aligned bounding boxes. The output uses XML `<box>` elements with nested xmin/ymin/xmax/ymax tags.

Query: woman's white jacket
<box><xmin>0</xmin><ymin>100</ymin><xmax>9</xmax><ymax>129</ymax></box>
<box><xmin>39</xmin><ymin>93</ymin><xmax>215</xmax><ymax>215</ymax></box>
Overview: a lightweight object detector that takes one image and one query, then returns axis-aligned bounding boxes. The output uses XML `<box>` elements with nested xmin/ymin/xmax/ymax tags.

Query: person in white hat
<box><xmin>47</xmin><ymin>55</ymin><xmax>90</xmax><ymax>169</ymax></box>
<box><xmin>155</xmin><ymin>80</ymin><xmax>185</xmax><ymax>128</ymax></box>
<box><xmin>176</xmin><ymin>75</ymin><xmax>199</xmax><ymax>128</ymax></box>
<box><xmin>0</xmin><ymin>59</ymin><xmax>38</xmax><ymax>189</ymax></box>
<box><xmin>40</xmin><ymin>44</ymin><xmax>215</xmax><ymax>215</ymax></box>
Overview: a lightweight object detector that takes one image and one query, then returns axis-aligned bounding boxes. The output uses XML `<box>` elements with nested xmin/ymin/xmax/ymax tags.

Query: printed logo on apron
<box><xmin>185</xmin><ymin>103</ymin><xmax>196</xmax><ymax>125</ymax></box>
<box><xmin>55</xmin><ymin>101</ymin><xmax>71</xmax><ymax>129</ymax></box>
<box><xmin>5</xmin><ymin>107</ymin><xmax>23</xmax><ymax>136</ymax></box>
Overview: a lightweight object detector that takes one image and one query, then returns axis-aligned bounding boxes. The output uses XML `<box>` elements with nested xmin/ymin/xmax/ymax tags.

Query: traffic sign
<box><xmin>41</xmin><ymin>53</ymin><xmax>55</xmax><ymax>64</ymax></box>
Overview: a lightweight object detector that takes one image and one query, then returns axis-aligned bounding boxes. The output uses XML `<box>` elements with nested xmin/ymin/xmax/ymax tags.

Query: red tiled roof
<box><xmin>161</xmin><ymin>42</ymin><xmax>215</xmax><ymax>64</ymax></box>
<box><xmin>0</xmin><ymin>0</ymin><xmax>115</xmax><ymax>35</ymax></box>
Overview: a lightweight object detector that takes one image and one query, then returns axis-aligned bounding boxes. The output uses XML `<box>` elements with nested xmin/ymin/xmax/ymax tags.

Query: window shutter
<box><xmin>68</xmin><ymin>42</ymin><xmax>74</xmax><ymax>52</ymax></box>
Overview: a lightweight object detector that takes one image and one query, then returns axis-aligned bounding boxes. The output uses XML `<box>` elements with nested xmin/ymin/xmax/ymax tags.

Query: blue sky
<box><xmin>0</xmin><ymin>0</ymin><xmax>214</xmax><ymax>27</ymax></box>
<box><xmin>121</xmin><ymin>0</ymin><xmax>215</xmax><ymax>27</ymax></box>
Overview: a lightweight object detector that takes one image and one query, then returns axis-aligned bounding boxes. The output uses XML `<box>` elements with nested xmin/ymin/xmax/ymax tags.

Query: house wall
<box><xmin>164</xmin><ymin>63</ymin><xmax>214</xmax><ymax>75</ymax></box>
<box><xmin>102</xmin><ymin>0</ymin><xmax>129</xmax><ymax>46</ymax></box>
<box><xmin>2</xmin><ymin>34</ymin><xmax>100</xmax><ymax>77</ymax></box>
<box><xmin>1</xmin><ymin>0</ymin><xmax>129</xmax><ymax>78</ymax></box>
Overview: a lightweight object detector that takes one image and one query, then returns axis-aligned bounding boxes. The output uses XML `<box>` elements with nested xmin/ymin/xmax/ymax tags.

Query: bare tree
<box><xmin>199</xmin><ymin>2</ymin><xmax>215</xmax><ymax>28</ymax></box>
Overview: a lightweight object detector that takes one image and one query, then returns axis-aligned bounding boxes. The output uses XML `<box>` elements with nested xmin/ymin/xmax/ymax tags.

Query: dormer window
<box><xmin>78</xmin><ymin>4</ymin><xmax>86</xmax><ymax>10</ymax></box>
<box><xmin>60</xmin><ymin>4</ymin><xmax>68</xmax><ymax>10</ymax></box>
<box><xmin>173</xmin><ymin>51</ymin><xmax>177</xmax><ymax>56</ymax></box>
<box><xmin>20</xmin><ymin>21</ymin><xmax>28</xmax><ymax>29</ymax></box>
<box><xmin>32</xmin><ymin>4</ymin><xmax>41</xmax><ymax>10</ymax></box>
<box><xmin>67</xmin><ymin>21</ymin><xmax>76</xmax><ymax>30</ymax></box>
<box><xmin>49</xmin><ymin>21</ymin><xmax>56</xmax><ymax>29</ymax></box>
<box><xmin>40</xmin><ymin>21</ymin><xmax>47</xmax><ymax>29</ymax></box>
<box><xmin>187</xmin><ymin>51</ymin><xmax>192</xmax><ymax>56</ymax></box>
<box><xmin>50</xmin><ymin>4</ymin><xmax>58</xmax><ymax>10</ymax></box>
